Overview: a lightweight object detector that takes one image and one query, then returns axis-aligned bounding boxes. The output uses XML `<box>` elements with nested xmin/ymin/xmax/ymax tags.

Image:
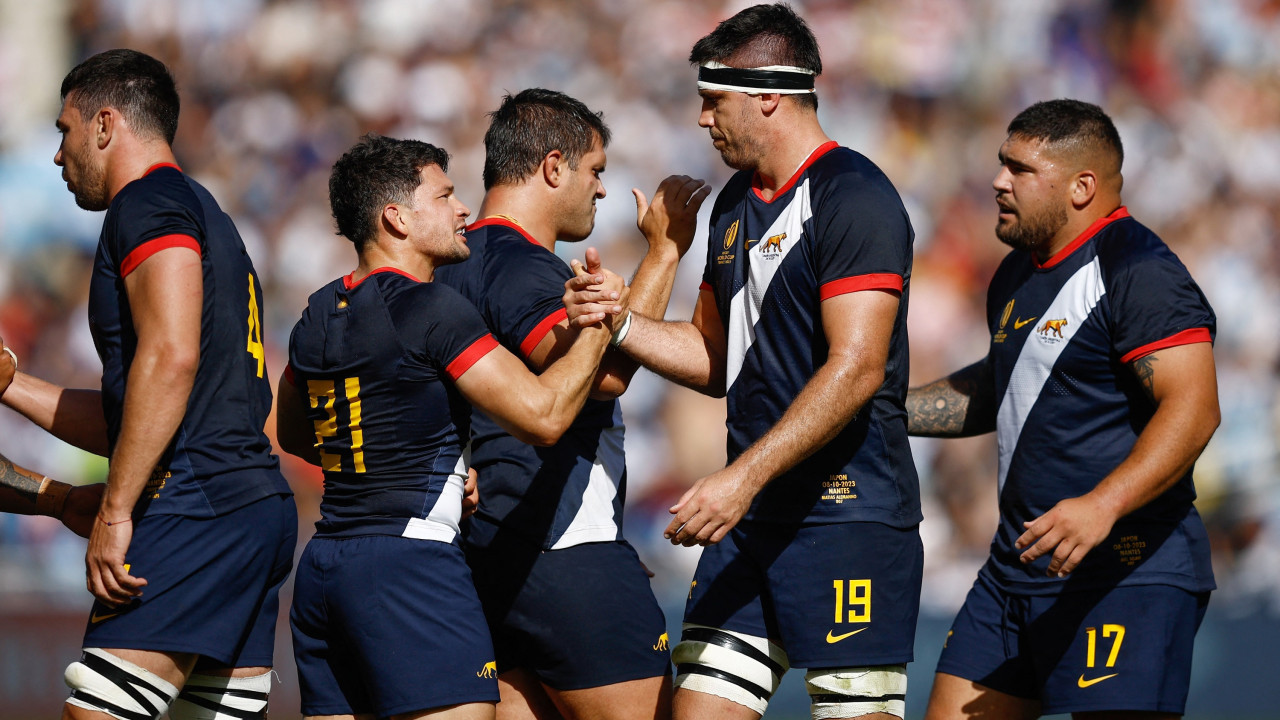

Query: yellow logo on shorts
<box><xmin>477</xmin><ymin>661</ymin><xmax>497</xmax><ymax>678</ymax></box>
<box><xmin>653</xmin><ymin>633</ymin><xmax>669</xmax><ymax>651</ymax></box>
<box><xmin>1077</xmin><ymin>673</ymin><xmax>1118</xmax><ymax>688</ymax></box>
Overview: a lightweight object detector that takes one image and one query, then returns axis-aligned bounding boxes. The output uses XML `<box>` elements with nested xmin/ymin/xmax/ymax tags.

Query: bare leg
<box><xmin>923</xmin><ymin>672</ymin><xmax>1040</xmax><ymax>720</ymax></box>
<box><xmin>393</xmin><ymin>702</ymin><xmax>497</xmax><ymax>720</ymax></box>
<box><xmin>495</xmin><ymin>669</ymin><xmax>565</xmax><ymax>720</ymax></box>
<box><xmin>546</xmin><ymin>674</ymin><xmax>672</xmax><ymax>720</ymax></box>
<box><xmin>671</xmin><ymin>686</ymin><xmax>760</xmax><ymax>720</ymax></box>
<box><xmin>1073</xmin><ymin>713</ymin><xmax>1181</xmax><ymax>720</ymax></box>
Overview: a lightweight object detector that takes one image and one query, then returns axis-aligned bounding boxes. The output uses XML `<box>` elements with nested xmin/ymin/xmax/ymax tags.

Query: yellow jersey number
<box><xmin>307</xmin><ymin>377</ymin><xmax>366</xmax><ymax>473</ymax></box>
<box><xmin>834</xmin><ymin>579</ymin><xmax>872</xmax><ymax>624</ymax></box>
<box><xmin>246</xmin><ymin>273</ymin><xmax>266</xmax><ymax>378</ymax></box>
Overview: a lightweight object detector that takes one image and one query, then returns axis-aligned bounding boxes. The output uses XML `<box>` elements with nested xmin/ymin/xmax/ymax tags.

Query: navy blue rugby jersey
<box><xmin>435</xmin><ymin>218</ymin><xmax>626</xmax><ymax>550</ymax></box>
<box><xmin>287</xmin><ymin>268</ymin><xmax>499</xmax><ymax>539</ymax></box>
<box><xmin>700</xmin><ymin>142</ymin><xmax>920</xmax><ymax>527</ymax></box>
<box><xmin>88</xmin><ymin>163</ymin><xmax>290</xmax><ymax>518</ymax></box>
<box><xmin>980</xmin><ymin>207</ymin><xmax>1216</xmax><ymax>594</ymax></box>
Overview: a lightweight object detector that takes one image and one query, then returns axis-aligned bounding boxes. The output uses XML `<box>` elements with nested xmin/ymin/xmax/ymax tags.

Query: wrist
<box><xmin>610</xmin><ymin>311</ymin><xmax>634</xmax><ymax>347</ymax></box>
<box><xmin>97</xmin><ymin>512</ymin><xmax>132</xmax><ymax>526</ymax></box>
<box><xmin>36</xmin><ymin>477</ymin><xmax>70</xmax><ymax>517</ymax></box>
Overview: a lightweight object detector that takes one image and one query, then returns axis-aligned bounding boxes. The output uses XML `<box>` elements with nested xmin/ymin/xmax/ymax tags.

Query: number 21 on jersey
<box><xmin>307</xmin><ymin>377</ymin><xmax>365</xmax><ymax>473</ymax></box>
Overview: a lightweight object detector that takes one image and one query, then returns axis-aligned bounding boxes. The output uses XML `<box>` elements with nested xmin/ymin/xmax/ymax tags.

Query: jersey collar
<box><xmin>468</xmin><ymin>217</ymin><xmax>544</xmax><ymax>248</ymax></box>
<box><xmin>343</xmin><ymin>266</ymin><xmax>421</xmax><ymax>289</ymax></box>
<box><xmin>143</xmin><ymin>162</ymin><xmax>183</xmax><ymax>176</ymax></box>
<box><xmin>751</xmin><ymin>141</ymin><xmax>839</xmax><ymax>203</ymax></box>
<box><xmin>1035</xmin><ymin>206</ymin><xmax>1130</xmax><ymax>270</ymax></box>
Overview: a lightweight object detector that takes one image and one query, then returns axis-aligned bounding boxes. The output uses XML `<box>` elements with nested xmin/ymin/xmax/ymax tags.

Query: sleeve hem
<box><xmin>446</xmin><ymin>334</ymin><xmax>500</xmax><ymax>380</ymax></box>
<box><xmin>1120</xmin><ymin>327</ymin><xmax>1213</xmax><ymax>364</ymax></box>
<box><xmin>818</xmin><ymin>273</ymin><xmax>903</xmax><ymax>301</ymax></box>
<box><xmin>120</xmin><ymin>234</ymin><xmax>201</xmax><ymax>277</ymax></box>
<box><xmin>519</xmin><ymin>308</ymin><xmax>568</xmax><ymax>359</ymax></box>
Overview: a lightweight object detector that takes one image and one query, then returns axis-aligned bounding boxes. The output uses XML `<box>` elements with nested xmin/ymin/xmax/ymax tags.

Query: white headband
<box><xmin>696</xmin><ymin>61</ymin><xmax>817</xmax><ymax>95</ymax></box>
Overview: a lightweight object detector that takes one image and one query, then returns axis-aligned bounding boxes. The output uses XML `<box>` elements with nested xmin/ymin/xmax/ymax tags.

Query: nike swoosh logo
<box><xmin>1077</xmin><ymin>673</ymin><xmax>1118</xmax><ymax>688</ymax></box>
<box><xmin>1013</xmin><ymin>316</ymin><xmax>1037</xmax><ymax>329</ymax></box>
<box><xmin>90</xmin><ymin>611</ymin><xmax>119</xmax><ymax>624</ymax></box>
<box><xmin>825</xmin><ymin>628</ymin><xmax>867</xmax><ymax>643</ymax></box>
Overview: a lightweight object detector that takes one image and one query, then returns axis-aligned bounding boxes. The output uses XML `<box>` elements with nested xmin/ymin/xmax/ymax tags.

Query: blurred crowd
<box><xmin>0</xmin><ymin>0</ymin><xmax>1277</xmax><ymax>620</ymax></box>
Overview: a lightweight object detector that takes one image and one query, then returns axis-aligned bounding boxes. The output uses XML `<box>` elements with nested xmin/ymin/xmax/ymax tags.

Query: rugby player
<box><xmin>907</xmin><ymin>99</ymin><xmax>1219</xmax><ymax>720</ymax></box>
<box><xmin>276</xmin><ymin>134</ymin><xmax>627</xmax><ymax>720</ymax></box>
<box><xmin>1</xmin><ymin>49</ymin><xmax>296</xmax><ymax>720</ymax></box>
<box><xmin>571</xmin><ymin>5</ymin><xmax>924</xmax><ymax>719</ymax></box>
<box><xmin>434</xmin><ymin>88</ymin><xmax>708</xmax><ymax>720</ymax></box>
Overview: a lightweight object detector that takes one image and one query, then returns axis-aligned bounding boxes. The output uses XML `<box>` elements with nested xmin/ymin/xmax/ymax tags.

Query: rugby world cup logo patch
<box><xmin>724</xmin><ymin>219</ymin><xmax>739</xmax><ymax>250</ymax></box>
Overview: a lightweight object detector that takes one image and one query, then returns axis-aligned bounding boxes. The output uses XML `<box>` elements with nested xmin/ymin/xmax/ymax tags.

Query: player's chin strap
<box><xmin>169</xmin><ymin>670</ymin><xmax>272</xmax><ymax>720</ymax></box>
<box><xmin>697</xmin><ymin>61</ymin><xmax>816</xmax><ymax>95</ymax></box>
<box><xmin>65</xmin><ymin>649</ymin><xmax>180</xmax><ymax>720</ymax></box>
<box><xmin>805</xmin><ymin>665</ymin><xmax>908</xmax><ymax>720</ymax></box>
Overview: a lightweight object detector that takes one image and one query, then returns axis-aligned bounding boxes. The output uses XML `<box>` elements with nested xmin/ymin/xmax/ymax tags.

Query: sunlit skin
<box><xmin>992</xmin><ymin>135</ymin><xmax>1077</xmax><ymax>259</ymax></box>
<box><xmin>697</xmin><ymin>88</ymin><xmax>764</xmax><ymax>172</ymax></box>
<box><xmin>356</xmin><ymin>164</ymin><xmax>472</xmax><ymax>284</ymax></box>
<box><xmin>54</xmin><ymin>101</ymin><xmax>110</xmax><ymax>211</ymax></box>
<box><xmin>556</xmin><ymin>135</ymin><xmax>607</xmax><ymax>242</ymax></box>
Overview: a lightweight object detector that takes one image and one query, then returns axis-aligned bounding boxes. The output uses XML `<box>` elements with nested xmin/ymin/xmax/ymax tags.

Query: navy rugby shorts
<box><xmin>466</xmin><ymin>538</ymin><xmax>671</xmax><ymax>690</ymax></box>
<box><xmin>291</xmin><ymin>534</ymin><xmax>499</xmax><ymax>717</ymax></box>
<box><xmin>682</xmin><ymin>520</ymin><xmax>922</xmax><ymax>669</ymax></box>
<box><xmin>936</xmin><ymin>570</ymin><xmax>1209</xmax><ymax>715</ymax></box>
<box><xmin>82</xmin><ymin>493</ymin><xmax>297</xmax><ymax>668</ymax></box>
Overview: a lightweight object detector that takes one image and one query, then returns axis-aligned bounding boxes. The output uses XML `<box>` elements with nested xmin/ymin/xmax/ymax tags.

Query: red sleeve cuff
<box><xmin>699</xmin><ymin>280</ymin><xmax>713</xmax><ymax>293</ymax></box>
<box><xmin>283</xmin><ymin>364</ymin><xmax>296</xmax><ymax>386</ymax></box>
<box><xmin>446</xmin><ymin>334</ymin><xmax>500</xmax><ymax>380</ymax></box>
<box><xmin>120</xmin><ymin>234</ymin><xmax>201</xmax><ymax>277</ymax></box>
<box><xmin>1120</xmin><ymin>327</ymin><xmax>1213</xmax><ymax>364</ymax></box>
<box><xmin>519</xmin><ymin>308</ymin><xmax>568</xmax><ymax>359</ymax></box>
<box><xmin>819</xmin><ymin>273</ymin><xmax>903</xmax><ymax>301</ymax></box>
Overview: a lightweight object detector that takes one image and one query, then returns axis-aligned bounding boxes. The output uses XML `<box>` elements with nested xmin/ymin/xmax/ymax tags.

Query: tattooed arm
<box><xmin>1016</xmin><ymin>342</ymin><xmax>1219</xmax><ymax>577</ymax></box>
<box><xmin>0</xmin><ymin>454</ymin><xmax>104</xmax><ymax>538</ymax></box>
<box><xmin>905</xmin><ymin>356</ymin><xmax>998</xmax><ymax>437</ymax></box>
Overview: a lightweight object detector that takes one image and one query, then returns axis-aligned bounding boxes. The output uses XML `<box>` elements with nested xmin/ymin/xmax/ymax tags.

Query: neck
<box><xmin>752</xmin><ymin>114</ymin><xmax>831</xmax><ymax>199</ymax></box>
<box><xmin>1038</xmin><ymin>198</ymin><xmax>1123</xmax><ymax>263</ymax></box>
<box><xmin>478</xmin><ymin>185</ymin><xmax>558</xmax><ymax>252</ymax></box>
<box><xmin>354</xmin><ymin>240</ymin><xmax>435</xmax><ymax>284</ymax></box>
<box><xmin>104</xmin><ymin>141</ymin><xmax>178</xmax><ymax>205</ymax></box>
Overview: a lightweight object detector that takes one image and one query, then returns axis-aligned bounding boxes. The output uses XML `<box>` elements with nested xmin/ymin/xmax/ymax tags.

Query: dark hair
<box><xmin>689</xmin><ymin>3</ymin><xmax>822</xmax><ymax>111</ymax></box>
<box><xmin>60</xmin><ymin>49</ymin><xmax>180</xmax><ymax>144</ymax></box>
<box><xmin>1007</xmin><ymin>99</ymin><xmax>1124</xmax><ymax>170</ymax></box>
<box><xmin>482</xmin><ymin>89</ymin><xmax>611</xmax><ymax>190</ymax></box>
<box><xmin>329</xmin><ymin>134</ymin><xmax>450</xmax><ymax>248</ymax></box>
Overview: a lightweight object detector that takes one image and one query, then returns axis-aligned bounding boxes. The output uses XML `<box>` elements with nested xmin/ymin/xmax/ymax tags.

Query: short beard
<box><xmin>69</xmin><ymin>144</ymin><xmax>109</xmax><ymax>211</ymax></box>
<box><xmin>996</xmin><ymin>202</ymin><xmax>1068</xmax><ymax>254</ymax></box>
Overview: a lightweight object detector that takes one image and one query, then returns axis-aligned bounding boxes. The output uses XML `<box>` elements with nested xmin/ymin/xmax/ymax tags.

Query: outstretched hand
<box><xmin>634</xmin><ymin>175</ymin><xmax>712</xmax><ymax>260</ymax></box>
<box><xmin>564</xmin><ymin>247</ymin><xmax>629</xmax><ymax>330</ymax></box>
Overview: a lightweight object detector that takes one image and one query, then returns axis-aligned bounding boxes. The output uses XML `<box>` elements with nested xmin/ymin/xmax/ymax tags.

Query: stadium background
<box><xmin>0</xmin><ymin>0</ymin><xmax>1276</xmax><ymax>717</ymax></box>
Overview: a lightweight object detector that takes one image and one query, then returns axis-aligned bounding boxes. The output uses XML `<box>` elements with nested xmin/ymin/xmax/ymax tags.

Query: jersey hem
<box><xmin>818</xmin><ymin>273</ymin><xmax>903</xmax><ymax>300</ymax></box>
<box><xmin>1119</xmin><ymin>327</ymin><xmax>1212</xmax><ymax>364</ymax></box>
<box><xmin>519</xmin><ymin>308</ymin><xmax>568</xmax><ymax>358</ymax></box>
<box><xmin>445</xmin><ymin>334</ymin><xmax>499</xmax><ymax>379</ymax></box>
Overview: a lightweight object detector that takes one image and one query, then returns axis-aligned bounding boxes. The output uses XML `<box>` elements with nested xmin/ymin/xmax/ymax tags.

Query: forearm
<box><xmin>101</xmin><ymin>347</ymin><xmax>196</xmax><ymax>519</ymax></box>
<box><xmin>1</xmin><ymin>373</ymin><xmax>110</xmax><ymax>455</ymax></box>
<box><xmin>519</xmin><ymin>325</ymin><xmax>613</xmax><ymax>444</ymax></box>
<box><xmin>0</xmin><ymin>453</ymin><xmax>66</xmax><ymax>517</ymax></box>
<box><xmin>905</xmin><ymin>358</ymin><xmax>996</xmax><ymax>437</ymax></box>
<box><xmin>618</xmin><ymin>312</ymin><xmax>724</xmax><ymax>395</ymax></box>
<box><xmin>732</xmin><ymin>354</ymin><xmax>882</xmax><ymax>492</ymax></box>
<box><xmin>587</xmin><ymin>247</ymin><xmax>684</xmax><ymax>399</ymax></box>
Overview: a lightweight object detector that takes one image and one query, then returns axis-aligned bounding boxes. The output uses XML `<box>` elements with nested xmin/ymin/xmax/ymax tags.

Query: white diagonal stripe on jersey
<box><xmin>402</xmin><ymin>445</ymin><xmax>469</xmax><ymax>542</ymax></box>
<box><xmin>550</xmin><ymin>424</ymin><xmax>623</xmax><ymax>549</ymax></box>
<box><xmin>725</xmin><ymin>180</ymin><xmax>813</xmax><ymax>392</ymax></box>
<box><xmin>996</xmin><ymin>257</ymin><xmax>1105</xmax><ymax>493</ymax></box>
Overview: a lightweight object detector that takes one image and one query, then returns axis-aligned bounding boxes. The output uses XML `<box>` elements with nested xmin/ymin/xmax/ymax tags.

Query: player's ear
<box><xmin>1071</xmin><ymin>170</ymin><xmax>1097</xmax><ymax>210</ymax></box>
<box><xmin>756</xmin><ymin>93</ymin><xmax>781</xmax><ymax>115</ymax></box>
<box><xmin>542</xmin><ymin>149</ymin><xmax>564</xmax><ymax>189</ymax></box>
<box><xmin>95</xmin><ymin>108</ymin><xmax>115</xmax><ymax>150</ymax></box>
<box><xmin>382</xmin><ymin>202</ymin><xmax>409</xmax><ymax>237</ymax></box>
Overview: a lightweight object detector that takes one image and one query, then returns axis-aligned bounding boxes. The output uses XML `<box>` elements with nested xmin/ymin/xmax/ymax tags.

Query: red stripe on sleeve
<box><xmin>818</xmin><ymin>273</ymin><xmax>903</xmax><ymax>301</ymax></box>
<box><xmin>519</xmin><ymin>308</ymin><xmax>568</xmax><ymax>359</ymax></box>
<box><xmin>699</xmin><ymin>281</ymin><xmax>713</xmax><ymax>293</ymax></box>
<box><xmin>1120</xmin><ymin>327</ymin><xmax>1212</xmax><ymax>364</ymax></box>
<box><xmin>283</xmin><ymin>364</ymin><xmax>296</xmax><ymax>386</ymax></box>
<box><xmin>120</xmin><ymin>234</ymin><xmax>201</xmax><ymax>277</ymax></box>
<box><xmin>446</xmin><ymin>334</ymin><xmax>500</xmax><ymax>380</ymax></box>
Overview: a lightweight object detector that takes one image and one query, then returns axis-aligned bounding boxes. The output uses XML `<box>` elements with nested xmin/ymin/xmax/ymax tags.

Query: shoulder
<box><xmin>110</xmin><ymin>167</ymin><xmax>199</xmax><ymax>217</ymax></box>
<box><xmin>1094</xmin><ymin>216</ymin><xmax>1191</xmax><ymax>279</ymax></box>
<box><xmin>808</xmin><ymin>147</ymin><xmax>903</xmax><ymax>203</ymax></box>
